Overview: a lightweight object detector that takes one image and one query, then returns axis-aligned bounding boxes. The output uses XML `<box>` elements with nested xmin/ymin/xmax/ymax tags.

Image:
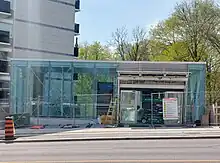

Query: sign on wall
<box><xmin>163</xmin><ymin>98</ymin><xmax>178</xmax><ymax>120</ymax></box>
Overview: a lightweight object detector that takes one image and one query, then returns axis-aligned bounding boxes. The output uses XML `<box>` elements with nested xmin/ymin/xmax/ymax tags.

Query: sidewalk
<box><xmin>0</xmin><ymin>128</ymin><xmax>75</xmax><ymax>137</ymax></box>
<box><xmin>1</xmin><ymin>127</ymin><xmax>220</xmax><ymax>143</ymax></box>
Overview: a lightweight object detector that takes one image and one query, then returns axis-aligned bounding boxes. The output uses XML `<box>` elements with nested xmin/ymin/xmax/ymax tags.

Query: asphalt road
<box><xmin>0</xmin><ymin>139</ymin><xmax>220</xmax><ymax>163</ymax></box>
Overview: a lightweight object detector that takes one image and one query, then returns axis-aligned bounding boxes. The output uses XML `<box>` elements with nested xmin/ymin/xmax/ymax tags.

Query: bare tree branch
<box><xmin>111</xmin><ymin>26</ymin><xmax>149</xmax><ymax>61</ymax></box>
<box><xmin>111</xmin><ymin>26</ymin><xmax>129</xmax><ymax>61</ymax></box>
<box><xmin>130</xmin><ymin>26</ymin><xmax>148</xmax><ymax>61</ymax></box>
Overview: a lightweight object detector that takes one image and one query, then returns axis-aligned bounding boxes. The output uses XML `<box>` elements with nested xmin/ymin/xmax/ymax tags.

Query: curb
<box><xmin>1</xmin><ymin>136</ymin><xmax>220</xmax><ymax>143</ymax></box>
<box><xmin>0</xmin><ymin>134</ymin><xmax>42</xmax><ymax>139</ymax></box>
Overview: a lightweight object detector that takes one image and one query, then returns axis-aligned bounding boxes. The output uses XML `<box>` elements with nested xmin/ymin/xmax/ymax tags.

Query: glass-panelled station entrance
<box><xmin>10</xmin><ymin>59</ymin><xmax>206</xmax><ymax>125</ymax></box>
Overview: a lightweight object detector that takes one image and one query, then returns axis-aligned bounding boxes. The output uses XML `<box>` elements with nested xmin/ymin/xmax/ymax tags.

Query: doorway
<box><xmin>119</xmin><ymin>88</ymin><xmax>184</xmax><ymax>125</ymax></box>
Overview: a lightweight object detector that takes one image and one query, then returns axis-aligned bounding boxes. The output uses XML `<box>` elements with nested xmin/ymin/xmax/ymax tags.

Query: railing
<box><xmin>212</xmin><ymin>103</ymin><xmax>220</xmax><ymax>125</ymax></box>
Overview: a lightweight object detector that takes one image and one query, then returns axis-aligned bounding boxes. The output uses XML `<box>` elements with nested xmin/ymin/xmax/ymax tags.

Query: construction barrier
<box><xmin>5</xmin><ymin>116</ymin><xmax>15</xmax><ymax>140</ymax></box>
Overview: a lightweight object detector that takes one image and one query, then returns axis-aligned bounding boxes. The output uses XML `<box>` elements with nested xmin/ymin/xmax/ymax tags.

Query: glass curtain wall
<box><xmin>10</xmin><ymin>60</ymin><xmax>205</xmax><ymax>122</ymax></box>
<box><xmin>10</xmin><ymin>60</ymin><xmax>118</xmax><ymax>119</ymax></box>
<box><xmin>187</xmin><ymin>64</ymin><xmax>206</xmax><ymax>122</ymax></box>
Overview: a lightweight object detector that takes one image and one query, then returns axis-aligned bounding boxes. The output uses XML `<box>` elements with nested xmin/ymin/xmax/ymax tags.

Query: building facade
<box><xmin>0</xmin><ymin>0</ymin><xmax>80</xmax><ymax>122</ymax></box>
<box><xmin>10</xmin><ymin>59</ymin><xmax>206</xmax><ymax>126</ymax></box>
<box><xmin>13</xmin><ymin>0</ymin><xmax>80</xmax><ymax>59</ymax></box>
<box><xmin>0</xmin><ymin>0</ymin><xmax>13</xmax><ymax>121</ymax></box>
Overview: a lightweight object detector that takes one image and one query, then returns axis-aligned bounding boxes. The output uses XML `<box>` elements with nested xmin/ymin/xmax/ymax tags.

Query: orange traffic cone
<box><xmin>5</xmin><ymin>116</ymin><xmax>15</xmax><ymax>140</ymax></box>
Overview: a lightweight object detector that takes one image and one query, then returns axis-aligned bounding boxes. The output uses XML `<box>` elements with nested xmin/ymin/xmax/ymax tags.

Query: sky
<box><xmin>76</xmin><ymin>0</ymin><xmax>181</xmax><ymax>44</ymax></box>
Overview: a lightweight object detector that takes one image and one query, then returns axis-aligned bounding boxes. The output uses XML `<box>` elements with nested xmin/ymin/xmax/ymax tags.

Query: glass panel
<box><xmin>30</xmin><ymin>66</ymin><xmax>47</xmax><ymax>116</ymax></box>
<box><xmin>74</xmin><ymin>62</ymin><xmax>95</xmax><ymax>118</ymax></box>
<box><xmin>28</xmin><ymin>61</ymin><xmax>49</xmax><ymax>67</ymax></box>
<box><xmin>187</xmin><ymin>64</ymin><xmax>206</xmax><ymax>122</ymax></box>
<box><xmin>121</xmin><ymin>108</ymin><xmax>136</xmax><ymax>122</ymax></box>
<box><xmin>121</xmin><ymin>91</ymin><xmax>135</xmax><ymax>105</ymax></box>
<box><xmin>15</xmin><ymin>66</ymin><xmax>26</xmax><ymax>114</ymax></box>
<box><xmin>49</xmin><ymin>67</ymin><xmax>62</xmax><ymax>117</ymax></box>
<box><xmin>95</xmin><ymin>64</ymin><xmax>117</xmax><ymax>117</ymax></box>
<box><xmin>120</xmin><ymin>90</ymin><xmax>137</xmax><ymax>123</ymax></box>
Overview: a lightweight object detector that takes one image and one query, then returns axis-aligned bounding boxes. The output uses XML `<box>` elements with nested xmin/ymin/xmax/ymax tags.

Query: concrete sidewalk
<box><xmin>1</xmin><ymin>127</ymin><xmax>220</xmax><ymax>143</ymax></box>
<box><xmin>0</xmin><ymin>123</ymin><xmax>101</xmax><ymax>136</ymax></box>
<box><xmin>0</xmin><ymin>128</ymin><xmax>75</xmax><ymax>137</ymax></box>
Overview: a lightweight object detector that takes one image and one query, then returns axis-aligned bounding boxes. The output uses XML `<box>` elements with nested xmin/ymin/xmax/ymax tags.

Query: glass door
<box><xmin>120</xmin><ymin>90</ymin><xmax>138</xmax><ymax>124</ymax></box>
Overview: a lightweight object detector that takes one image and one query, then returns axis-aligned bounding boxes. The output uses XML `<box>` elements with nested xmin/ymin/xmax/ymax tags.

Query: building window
<box><xmin>0</xmin><ymin>60</ymin><xmax>8</xmax><ymax>73</ymax></box>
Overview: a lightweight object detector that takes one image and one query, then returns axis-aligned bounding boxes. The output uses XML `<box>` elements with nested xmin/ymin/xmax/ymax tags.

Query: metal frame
<box><xmin>117</xmin><ymin>70</ymin><xmax>190</xmax><ymax>125</ymax></box>
<box><xmin>10</xmin><ymin>58</ymin><xmax>206</xmax><ymax>65</ymax></box>
<box><xmin>118</xmin><ymin>76</ymin><xmax>188</xmax><ymax>82</ymax></box>
<box><xmin>119</xmin><ymin>90</ymin><xmax>138</xmax><ymax>124</ymax></box>
<box><xmin>150</xmin><ymin>92</ymin><xmax>185</xmax><ymax>126</ymax></box>
<box><xmin>118</xmin><ymin>70</ymin><xmax>190</xmax><ymax>75</ymax></box>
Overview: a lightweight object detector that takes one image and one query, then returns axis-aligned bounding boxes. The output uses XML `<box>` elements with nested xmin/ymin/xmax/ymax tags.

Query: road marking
<box><xmin>1</xmin><ymin>160</ymin><xmax>220</xmax><ymax>163</ymax></box>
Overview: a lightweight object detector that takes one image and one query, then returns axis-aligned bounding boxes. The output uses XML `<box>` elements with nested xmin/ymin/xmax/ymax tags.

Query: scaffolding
<box><xmin>8</xmin><ymin>59</ymin><xmax>206</xmax><ymax>126</ymax></box>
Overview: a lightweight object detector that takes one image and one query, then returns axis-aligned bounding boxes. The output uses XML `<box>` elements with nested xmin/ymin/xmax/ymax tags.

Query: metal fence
<box><xmin>6</xmin><ymin>94</ymin><xmax>114</xmax><ymax>127</ymax></box>
<box><xmin>119</xmin><ymin>91</ymin><xmax>208</xmax><ymax>127</ymax></box>
<box><xmin>149</xmin><ymin>92</ymin><xmax>191</xmax><ymax>125</ymax></box>
<box><xmin>0</xmin><ymin>91</ymin><xmax>219</xmax><ymax>128</ymax></box>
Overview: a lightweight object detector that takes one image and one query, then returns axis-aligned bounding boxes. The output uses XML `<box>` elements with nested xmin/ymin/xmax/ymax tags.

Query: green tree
<box><xmin>77</xmin><ymin>41</ymin><xmax>114</xmax><ymax>96</ymax></box>
<box><xmin>150</xmin><ymin>0</ymin><xmax>220</xmax><ymax>105</ymax></box>
<box><xmin>79</xmin><ymin>41</ymin><xmax>113</xmax><ymax>60</ymax></box>
<box><xmin>75</xmin><ymin>42</ymin><xmax>115</xmax><ymax>117</ymax></box>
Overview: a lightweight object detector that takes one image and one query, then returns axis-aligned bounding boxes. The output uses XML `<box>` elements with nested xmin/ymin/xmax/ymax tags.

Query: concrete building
<box><xmin>10</xmin><ymin>59</ymin><xmax>206</xmax><ymax>126</ymax></box>
<box><xmin>0</xmin><ymin>0</ymin><xmax>13</xmax><ymax>121</ymax></box>
<box><xmin>0</xmin><ymin>0</ymin><xmax>80</xmax><ymax>123</ymax></box>
<box><xmin>13</xmin><ymin>0</ymin><xmax>80</xmax><ymax>59</ymax></box>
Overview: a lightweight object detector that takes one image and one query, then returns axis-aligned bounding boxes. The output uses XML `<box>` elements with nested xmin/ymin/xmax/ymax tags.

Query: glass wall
<box><xmin>10</xmin><ymin>60</ymin><xmax>206</xmax><ymax>122</ymax></box>
<box><xmin>187</xmin><ymin>64</ymin><xmax>206</xmax><ymax>122</ymax></box>
<box><xmin>10</xmin><ymin>60</ymin><xmax>118</xmax><ymax>119</ymax></box>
